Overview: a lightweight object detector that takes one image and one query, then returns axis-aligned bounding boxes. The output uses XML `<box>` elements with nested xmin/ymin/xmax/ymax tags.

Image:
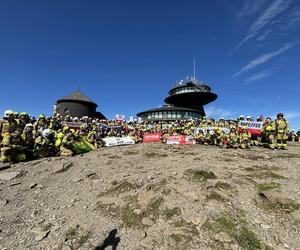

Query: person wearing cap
<box><xmin>0</xmin><ymin>110</ymin><xmax>18</xmax><ymax>147</ymax></box>
<box><xmin>239</xmin><ymin>126</ymin><xmax>252</xmax><ymax>149</ymax></box>
<box><xmin>22</xmin><ymin>123</ymin><xmax>35</xmax><ymax>158</ymax></box>
<box><xmin>273</xmin><ymin>113</ymin><xmax>289</xmax><ymax>149</ymax></box>
<box><xmin>60</xmin><ymin>126</ymin><xmax>76</xmax><ymax>156</ymax></box>
<box><xmin>18</xmin><ymin>112</ymin><xmax>30</xmax><ymax>130</ymax></box>
<box><xmin>226</xmin><ymin>128</ymin><xmax>239</xmax><ymax>149</ymax></box>
<box><xmin>262</xmin><ymin>118</ymin><xmax>275</xmax><ymax>149</ymax></box>
<box><xmin>34</xmin><ymin>114</ymin><xmax>48</xmax><ymax>132</ymax></box>
<box><xmin>34</xmin><ymin>128</ymin><xmax>57</xmax><ymax>158</ymax></box>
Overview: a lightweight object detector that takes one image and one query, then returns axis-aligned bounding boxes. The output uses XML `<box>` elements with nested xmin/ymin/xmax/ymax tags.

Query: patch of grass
<box><xmin>64</xmin><ymin>226</ymin><xmax>77</xmax><ymax>239</ymax></box>
<box><xmin>147</xmin><ymin>197</ymin><xmax>164</xmax><ymax>219</ymax></box>
<box><xmin>78</xmin><ymin>232</ymin><xmax>91</xmax><ymax>247</ymax></box>
<box><xmin>123</xmin><ymin>150</ymin><xmax>139</xmax><ymax>155</ymax></box>
<box><xmin>205</xmin><ymin>214</ymin><xmax>263</xmax><ymax>250</ymax></box>
<box><xmin>100</xmin><ymin>180</ymin><xmax>142</xmax><ymax>196</ymax></box>
<box><xmin>257</xmin><ymin>182</ymin><xmax>280</xmax><ymax>192</ymax></box>
<box><xmin>237</xmin><ymin>226</ymin><xmax>262</xmax><ymax>250</ymax></box>
<box><xmin>245</xmin><ymin>167</ymin><xmax>286</xmax><ymax>180</ymax></box>
<box><xmin>144</xmin><ymin>152</ymin><xmax>168</xmax><ymax>158</ymax></box>
<box><xmin>120</xmin><ymin>205</ymin><xmax>144</xmax><ymax>228</ymax></box>
<box><xmin>185</xmin><ymin>169</ymin><xmax>217</xmax><ymax>182</ymax></box>
<box><xmin>207</xmin><ymin>190</ymin><xmax>225</xmax><ymax>201</ymax></box>
<box><xmin>215</xmin><ymin>181</ymin><xmax>231</xmax><ymax>190</ymax></box>
<box><xmin>163</xmin><ymin>207</ymin><xmax>181</xmax><ymax>219</ymax></box>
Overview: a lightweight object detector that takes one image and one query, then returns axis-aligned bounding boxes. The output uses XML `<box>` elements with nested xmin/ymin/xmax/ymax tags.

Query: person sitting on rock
<box><xmin>34</xmin><ymin>129</ymin><xmax>57</xmax><ymax>158</ymax></box>
<box><xmin>239</xmin><ymin>126</ymin><xmax>252</xmax><ymax>149</ymax></box>
<box><xmin>60</xmin><ymin>127</ymin><xmax>77</xmax><ymax>156</ymax></box>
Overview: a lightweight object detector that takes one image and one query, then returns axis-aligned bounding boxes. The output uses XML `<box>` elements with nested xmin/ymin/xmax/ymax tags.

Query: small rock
<box><xmin>123</xmin><ymin>173</ymin><xmax>130</xmax><ymax>177</ymax></box>
<box><xmin>291</xmin><ymin>209</ymin><xmax>300</xmax><ymax>222</ymax></box>
<box><xmin>61</xmin><ymin>245</ymin><xmax>72</xmax><ymax>250</ymax></box>
<box><xmin>0</xmin><ymin>163</ymin><xmax>10</xmax><ymax>172</ymax></box>
<box><xmin>72</xmin><ymin>177</ymin><xmax>83</xmax><ymax>183</ymax></box>
<box><xmin>31</xmin><ymin>210</ymin><xmax>38</xmax><ymax>217</ymax></box>
<box><xmin>133</xmin><ymin>209</ymin><xmax>142</xmax><ymax>215</ymax></box>
<box><xmin>31</xmin><ymin>227</ymin><xmax>50</xmax><ymax>241</ymax></box>
<box><xmin>212</xmin><ymin>232</ymin><xmax>232</xmax><ymax>243</ymax></box>
<box><xmin>137</xmin><ymin>229</ymin><xmax>147</xmax><ymax>240</ymax></box>
<box><xmin>0</xmin><ymin>198</ymin><xmax>9</xmax><ymax>206</ymax></box>
<box><xmin>141</xmin><ymin>217</ymin><xmax>154</xmax><ymax>226</ymax></box>
<box><xmin>30</xmin><ymin>183</ymin><xmax>37</xmax><ymax>189</ymax></box>
<box><xmin>10</xmin><ymin>182</ymin><xmax>21</xmax><ymax>186</ymax></box>
<box><xmin>0</xmin><ymin>171</ymin><xmax>22</xmax><ymax>180</ymax></box>
<box><xmin>171</xmin><ymin>171</ymin><xmax>178</xmax><ymax>176</ymax></box>
<box><xmin>36</xmin><ymin>184</ymin><xmax>45</xmax><ymax>189</ymax></box>
<box><xmin>52</xmin><ymin>162</ymin><xmax>73</xmax><ymax>174</ymax></box>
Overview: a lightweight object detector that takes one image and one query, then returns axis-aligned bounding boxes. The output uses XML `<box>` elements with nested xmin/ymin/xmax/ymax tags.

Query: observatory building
<box><xmin>55</xmin><ymin>90</ymin><xmax>106</xmax><ymax>119</ymax></box>
<box><xmin>137</xmin><ymin>77</ymin><xmax>217</xmax><ymax>121</ymax></box>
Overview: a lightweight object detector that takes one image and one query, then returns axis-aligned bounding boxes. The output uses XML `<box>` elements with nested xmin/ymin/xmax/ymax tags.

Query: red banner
<box><xmin>238</xmin><ymin>121</ymin><xmax>263</xmax><ymax>136</ymax></box>
<box><xmin>143</xmin><ymin>133</ymin><xmax>163</xmax><ymax>143</ymax></box>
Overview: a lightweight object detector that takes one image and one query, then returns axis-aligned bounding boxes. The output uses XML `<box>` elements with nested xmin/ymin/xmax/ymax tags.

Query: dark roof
<box><xmin>57</xmin><ymin>91</ymin><xmax>97</xmax><ymax>105</ymax></box>
<box><xmin>137</xmin><ymin>106</ymin><xmax>203</xmax><ymax>116</ymax></box>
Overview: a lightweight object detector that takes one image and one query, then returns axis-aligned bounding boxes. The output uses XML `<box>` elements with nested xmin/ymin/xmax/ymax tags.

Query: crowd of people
<box><xmin>0</xmin><ymin>109</ymin><xmax>298</xmax><ymax>163</ymax></box>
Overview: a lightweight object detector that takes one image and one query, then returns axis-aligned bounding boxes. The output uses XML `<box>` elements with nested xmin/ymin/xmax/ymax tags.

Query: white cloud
<box><xmin>245</xmin><ymin>70</ymin><xmax>272</xmax><ymax>82</ymax></box>
<box><xmin>233</xmin><ymin>39</ymin><xmax>300</xmax><ymax>77</ymax></box>
<box><xmin>256</xmin><ymin>29</ymin><xmax>272</xmax><ymax>41</ymax></box>
<box><xmin>284</xmin><ymin>112</ymin><xmax>300</xmax><ymax>120</ymax></box>
<box><xmin>237</xmin><ymin>0</ymin><xmax>266</xmax><ymax>18</ymax></box>
<box><xmin>232</xmin><ymin>0</ymin><xmax>291</xmax><ymax>52</ymax></box>
<box><xmin>205</xmin><ymin>107</ymin><xmax>232</xmax><ymax>119</ymax></box>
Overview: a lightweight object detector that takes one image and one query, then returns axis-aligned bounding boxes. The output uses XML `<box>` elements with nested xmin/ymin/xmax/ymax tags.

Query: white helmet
<box><xmin>239</xmin><ymin>115</ymin><xmax>244</xmax><ymax>118</ymax></box>
<box><xmin>246</xmin><ymin>116</ymin><xmax>251</xmax><ymax>119</ymax></box>
<box><xmin>42</xmin><ymin>129</ymin><xmax>52</xmax><ymax>138</ymax></box>
<box><xmin>25</xmin><ymin>123</ymin><xmax>33</xmax><ymax>129</ymax></box>
<box><xmin>73</xmin><ymin>117</ymin><xmax>79</xmax><ymax>121</ymax></box>
<box><xmin>4</xmin><ymin>110</ymin><xmax>14</xmax><ymax>118</ymax></box>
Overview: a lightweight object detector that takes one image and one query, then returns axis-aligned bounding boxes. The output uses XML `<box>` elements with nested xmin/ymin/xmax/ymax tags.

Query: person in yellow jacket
<box><xmin>60</xmin><ymin>126</ymin><xmax>76</xmax><ymax>156</ymax></box>
<box><xmin>273</xmin><ymin>113</ymin><xmax>289</xmax><ymax>150</ymax></box>
<box><xmin>262</xmin><ymin>118</ymin><xmax>275</xmax><ymax>149</ymax></box>
<box><xmin>239</xmin><ymin>126</ymin><xmax>252</xmax><ymax>149</ymax></box>
<box><xmin>0</xmin><ymin>110</ymin><xmax>19</xmax><ymax>145</ymax></box>
<box><xmin>226</xmin><ymin>128</ymin><xmax>238</xmax><ymax>149</ymax></box>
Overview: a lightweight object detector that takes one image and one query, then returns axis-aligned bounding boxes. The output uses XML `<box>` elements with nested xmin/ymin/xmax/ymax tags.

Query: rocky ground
<box><xmin>0</xmin><ymin>142</ymin><xmax>300</xmax><ymax>250</ymax></box>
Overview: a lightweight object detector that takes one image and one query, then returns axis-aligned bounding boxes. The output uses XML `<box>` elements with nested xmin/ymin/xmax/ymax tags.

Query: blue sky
<box><xmin>0</xmin><ymin>0</ymin><xmax>299</xmax><ymax>129</ymax></box>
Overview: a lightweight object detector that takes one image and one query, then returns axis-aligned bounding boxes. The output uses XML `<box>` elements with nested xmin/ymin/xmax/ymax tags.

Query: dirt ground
<box><xmin>0</xmin><ymin>142</ymin><xmax>300</xmax><ymax>250</ymax></box>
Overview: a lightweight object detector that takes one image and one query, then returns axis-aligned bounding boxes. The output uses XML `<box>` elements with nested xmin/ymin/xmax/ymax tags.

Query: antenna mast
<box><xmin>193</xmin><ymin>59</ymin><xmax>196</xmax><ymax>80</ymax></box>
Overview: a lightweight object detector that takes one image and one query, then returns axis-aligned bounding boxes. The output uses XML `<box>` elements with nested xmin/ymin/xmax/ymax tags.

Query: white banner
<box><xmin>115</xmin><ymin>114</ymin><xmax>125</xmax><ymax>121</ymax></box>
<box><xmin>103</xmin><ymin>136</ymin><xmax>135</xmax><ymax>147</ymax></box>
<box><xmin>238</xmin><ymin>121</ymin><xmax>263</xmax><ymax>130</ymax></box>
<box><xmin>194</xmin><ymin>127</ymin><xmax>230</xmax><ymax>135</ymax></box>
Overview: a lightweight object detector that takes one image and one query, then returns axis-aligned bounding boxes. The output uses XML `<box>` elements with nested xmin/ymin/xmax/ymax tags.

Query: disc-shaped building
<box><xmin>137</xmin><ymin>77</ymin><xmax>217</xmax><ymax>121</ymax></box>
<box><xmin>55</xmin><ymin>91</ymin><xmax>106</xmax><ymax>119</ymax></box>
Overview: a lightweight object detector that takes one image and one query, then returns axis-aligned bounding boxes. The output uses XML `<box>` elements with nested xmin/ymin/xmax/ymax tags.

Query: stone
<box><xmin>137</xmin><ymin>229</ymin><xmax>147</xmax><ymax>240</ymax></box>
<box><xmin>259</xmin><ymin>191</ymin><xmax>299</xmax><ymax>210</ymax></box>
<box><xmin>10</xmin><ymin>182</ymin><xmax>21</xmax><ymax>186</ymax></box>
<box><xmin>0</xmin><ymin>198</ymin><xmax>9</xmax><ymax>206</ymax></box>
<box><xmin>0</xmin><ymin>171</ymin><xmax>22</xmax><ymax>180</ymax></box>
<box><xmin>133</xmin><ymin>209</ymin><xmax>142</xmax><ymax>215</ymax></box>
<box><xmin>0</xmin><ymin>163</ymin><xmax>10</xmax><ymax>172</ymax></box>
<box><xmin>31</xmin><ymin>227</ymin><xmax>50</xmax><ymax>241</ymax></box>
<box><xmin>141</xmin><ymin>217</ymin><xmax>154</xmax><ymax>226</ymax></box>
<box><xmin>72</xmin><ymin>177</ymin><xmax>83</xmax><ymax>183</ymax></box>
<box><xmin>212</xmin><ymin>232</ymin><xmax>232</xmax><ymax>243</ymax></box>
<box><xmin>52</xmin><ymin>162</ymin><xmax>73</xmax><ymax>174</ymax></box>
<box><xmin>291</xmin><ymin>209</ymin><xmax>300</xmax><ymax>222</ymax></box>
<box><xmin>30</xmin><ymin>183</ymin><xmax>37</xmax><ymax>189</ymax></box>
<box><xmin>171</xmin><ymin>171</ymin><xmax>178</xmax><ymax>176</ymax></box>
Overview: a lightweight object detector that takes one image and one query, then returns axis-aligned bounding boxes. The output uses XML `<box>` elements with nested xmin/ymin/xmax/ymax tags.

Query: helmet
<box><xmin>39</xmin><ymin>114</ymin><xmax>46</xmax><ymax>119</ymax></box>
<box><xmin>246</xmin><ymin>116</ymin><xmax>251</xmax><ymax>119</ymax></box>
<box><xmin>42</xmin><ymin>129</ymin><xmax>52</xmax><ymax>138</ymax></box>
<box><xmin>4</xmin><ymin>110</ymin><xmax>14</xmax><ymax>118</ymax></box>
<box><xmin>277</xmin><ymin>113</ymin><xmax>284</xmax><ymax>117</ymax></box>
<box><xmin>14</xmin><ymin>111</ymin><xmax>19</xmax><ymax>116</ymax></box>
<box><xmin>239</xmin><ymin>115</ymin><xmax>244</xmax><ymax>118</ymax></box>
<box><xmin>63</xmin><ymin>126</ymin><xmax>70</xmax><ymax>132</ymax></box>
<box><xmin>242</xmin><ymin>126</ymin><xmax>248</xmax><ymax>130</ymax></box>
<box><xmin>25</xmin><ymin>123</ymin><xmax>33</xmax><ymax>129</ymax></box>
<box><xmin>20</xmin><ymin>112</ymin><xmax>27</xmax><ymax>117</ymax></box>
